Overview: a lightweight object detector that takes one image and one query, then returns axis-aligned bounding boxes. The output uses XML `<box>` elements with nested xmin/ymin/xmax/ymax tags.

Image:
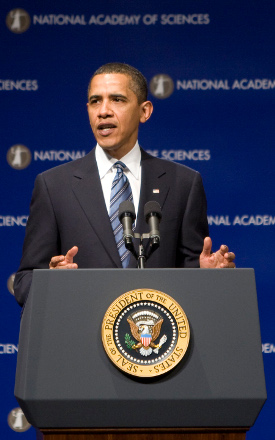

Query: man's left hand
<box><xmin>200</xmin><ymin>237</ymin><xmax>236</xmax><ymax>268</ymax></box>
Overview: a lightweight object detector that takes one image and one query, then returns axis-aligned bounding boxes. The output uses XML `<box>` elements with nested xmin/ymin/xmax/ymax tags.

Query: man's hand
<box><xmin>200</xmin><ymin>237</ymin><xmax>236</xmax><ymax>268</ymax></box>
<box><xmin>49</xmin><ymin>246</ymin><xmax>79</xmax><ymax>269</ymax></box>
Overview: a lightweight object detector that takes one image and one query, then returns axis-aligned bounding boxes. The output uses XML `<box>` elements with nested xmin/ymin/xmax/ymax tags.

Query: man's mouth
<box><xmin>97</xmin><ymin>123</ymin><xmax>116</xmax><ymax>136</ymax></box>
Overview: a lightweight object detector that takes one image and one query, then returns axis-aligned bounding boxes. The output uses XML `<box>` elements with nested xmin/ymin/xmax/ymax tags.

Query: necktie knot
<box><xmin>111</xmin><ymin>162</ymin><xmax>128</xmax><ymax>191</ymax></box>
<box><xmin>114</xmin><ymin>161</ymin><xmax>126</xmax><ymax>170</ymax></box>
<box><xmin>114</xmin><ymin>161</ymin><xmax>126</xmax><ymax>177</ymax></box>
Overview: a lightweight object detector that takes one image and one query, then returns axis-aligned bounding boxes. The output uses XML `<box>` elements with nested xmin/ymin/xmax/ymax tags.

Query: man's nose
<box><xmin>98</xmin><ymin>100</ymin><xmax>112</xmax><ymax>118</ymax></box>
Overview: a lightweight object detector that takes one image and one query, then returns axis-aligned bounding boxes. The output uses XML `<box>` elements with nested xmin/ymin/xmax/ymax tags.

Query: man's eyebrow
<box><xmin>109</xmin><ymin>93</ymin><xmax>128</xmax><ymax>99</ymax></box>
<box><xmin>88</xmin><ymin>94</ymin><xmax>101</xmax><ymax>102</ymax></box>
<box><xmin>88</xmin><ymin>93</ymin><xmax>128</xmax><ymax>102</ymax></box>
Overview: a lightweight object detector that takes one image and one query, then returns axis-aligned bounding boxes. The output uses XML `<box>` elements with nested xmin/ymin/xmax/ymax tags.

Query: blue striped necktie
<box><xmin>109</xmin><ymin>161</ymin><xmax>133</xmax><ymax>268</ymax></box>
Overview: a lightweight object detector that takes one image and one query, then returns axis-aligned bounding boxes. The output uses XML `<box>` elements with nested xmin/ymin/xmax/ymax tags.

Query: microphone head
<box><xmin>118</xmin><ymin>200</ymin><xmax>136</xmax><ymax>222</ymax></box>
<box><xmin>144</xmin><ymin>201</ymin><xmax>162</xmax><ymax>223</ymax></box>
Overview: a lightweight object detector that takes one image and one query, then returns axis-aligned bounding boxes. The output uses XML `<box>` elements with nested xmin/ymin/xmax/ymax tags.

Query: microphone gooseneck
<box><xmin>144</xmin><ymin>201</ymin><xmax>162</xmax><ymax>241</ymax></box>
<box><xmin>118</xmin><ymin>201</ymin><xmax>136</xmax><ymax>254</ymax></box>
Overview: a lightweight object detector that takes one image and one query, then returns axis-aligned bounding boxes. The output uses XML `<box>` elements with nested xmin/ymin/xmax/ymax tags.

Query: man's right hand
<box><xmin>49</xmin><ymin>246</ymin><xmax>78</xmax><ymax>269</ymax></box>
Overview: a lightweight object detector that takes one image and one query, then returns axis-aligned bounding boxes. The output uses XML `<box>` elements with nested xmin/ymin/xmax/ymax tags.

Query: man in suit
<box><xmin>14</xmin><ymin>62</ymin><xmax>235</xmax><ymax>307</ymax></box>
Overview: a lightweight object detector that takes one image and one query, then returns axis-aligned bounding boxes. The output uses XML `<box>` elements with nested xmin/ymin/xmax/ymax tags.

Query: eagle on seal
<box><xmin>127</xmin><ymin>317</ymin><xmax>167</xmax><ymax>356</ymax></box>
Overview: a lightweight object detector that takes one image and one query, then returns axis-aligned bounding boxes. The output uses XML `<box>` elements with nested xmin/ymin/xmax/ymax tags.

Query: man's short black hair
<box><xmin>88</xmin><ymin>62</ymin><xmax>148</xmax><ymax>104</ymax></box>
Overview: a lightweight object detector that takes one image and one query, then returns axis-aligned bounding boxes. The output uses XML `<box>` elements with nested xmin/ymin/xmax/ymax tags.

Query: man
<box><xmin>14</xmin><ymin>63</ymin><xmax>235</xmax><ymax>307</ymax></box>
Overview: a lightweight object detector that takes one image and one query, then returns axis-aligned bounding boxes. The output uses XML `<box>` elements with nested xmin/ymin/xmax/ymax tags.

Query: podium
<box><xmin>15</xmin><ymin>269</ymin><xmax>266</xmax><ymax>440</ymax></box>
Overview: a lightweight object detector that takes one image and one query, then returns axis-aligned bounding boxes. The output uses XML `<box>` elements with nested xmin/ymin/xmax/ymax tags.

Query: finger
<box><xmin>219</xmin><ymin>244</ymin><xmax>229</xmax><ymax>256</ymax></box>
<box><xmin>224</xmin><ymin>252</ymin><xmax>236</xmax><ymax>261</ymax></box>
<box><xmin>49</xmin><ymin>260</ymin><xmax>68</xmax><ymax>269</ymax></box>
<box><xmin>201</xmin><ymin>237</ymin><xmax>212</xmax><ymax>256</ymax></box>
<box><xmin>49</xmin><ymin>262</ymin><xmax>65</xmax><ymax>269</ymax></box>
<box><xmin>220</xmin><ymin>262</ymin><xmax>236</xmax><ymax>269</ymax></box>
<box><xmin>65</xmin><ymin>246</ymin><xmax>79</xmax><ymax>263</ymax></box>
<box><xmin>52</xmin><ymin>263</ymin><xmax>78</xmax><ymax>269</ymax></box>
<box><xmin>49</xmin><ymin>255</ymin><xmax>65</xmax><ymax>267</ymax></box>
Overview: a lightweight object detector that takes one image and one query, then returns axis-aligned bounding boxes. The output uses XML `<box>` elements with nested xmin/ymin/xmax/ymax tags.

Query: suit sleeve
<box><xmin>176</xmin><ymin>172</ymin><xmax>209</xmax><ymax>267</ymax></box>
<box><xmin>14</xmin><ymin>173</ymin><xmax>60</xmax><ymax>306</ymax></box>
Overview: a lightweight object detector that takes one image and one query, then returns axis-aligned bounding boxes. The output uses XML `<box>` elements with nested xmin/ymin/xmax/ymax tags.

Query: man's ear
<box><xmin>139</xmin><ymin>101</ymin><xmax>153</xmax><ymax>123</ymax></box>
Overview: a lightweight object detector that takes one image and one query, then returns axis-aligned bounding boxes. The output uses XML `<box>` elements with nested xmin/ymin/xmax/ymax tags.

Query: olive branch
<box><xmin>125</xmin><ymin>333</ymin><xmax>135</xmax><ymax>349</ymax></box>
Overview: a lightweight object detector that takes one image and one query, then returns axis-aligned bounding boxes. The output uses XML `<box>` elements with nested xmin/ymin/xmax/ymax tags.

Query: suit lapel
<box><xmin>71</xmin><ymin>149</ymin><xmax>121</xmax><ymax>267</ymax></box>
<box><xmin>136</xmin><ymin>149</ymin><xmax>170</xmax><ymax>232</ymax></box>
<box><xmin>128</xmin><ymin>149</ymin><xmax>170</xmax><ymax>268</ymax></box>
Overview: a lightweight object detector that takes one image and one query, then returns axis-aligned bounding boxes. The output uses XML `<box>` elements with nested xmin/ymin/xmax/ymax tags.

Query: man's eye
<box><xmin>113</xmin><ymin>97</ymin><xmax>124</xmax><ymax>102</ymax></box>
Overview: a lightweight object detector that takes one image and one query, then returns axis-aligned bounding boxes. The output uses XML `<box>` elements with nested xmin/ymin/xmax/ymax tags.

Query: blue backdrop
<box><xmin>1</xmin><ymin>0</ymin><xmax>274</xmax><ymax>438</ymax></box>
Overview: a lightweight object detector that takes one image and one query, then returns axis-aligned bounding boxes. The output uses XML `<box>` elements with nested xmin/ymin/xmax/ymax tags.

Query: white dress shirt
<box><xmin>95</xmin><ymin>142</ymin><xmax>142</xmax><ymax>217</ymax></box>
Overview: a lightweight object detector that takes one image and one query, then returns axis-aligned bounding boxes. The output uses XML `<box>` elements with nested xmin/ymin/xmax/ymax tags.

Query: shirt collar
<box><xmin>95</xmin><ymin>141</ymin><xmax>141</xmax><ymax>180</ymax></box>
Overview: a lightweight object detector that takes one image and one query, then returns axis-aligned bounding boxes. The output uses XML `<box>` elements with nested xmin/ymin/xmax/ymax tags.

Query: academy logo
<box><xmin>6</xmin><ymin>9</ymin><xmax>31</xmax><ymax>34</ymax></box>
<box><xmin>149</xmin><ymin>74</ymin><xmax>174</xmax><ymax>99</ymax></box>
<box><xmin>6</xmin><ymin>145</ymin><xmax>32</xmax><ymax>169</ymax></box>
<box><xmin>102</xmin><ymin>288</ymin><xmax>190</xmax><ymax>377</ymax></box>
<box><xmin>7</xmin><ymin>273</ymin><xmax>16</xmax><ymax>295</ymax></box>
<box><xmin>7</xmin><ymin>408</ymin><xmax>31</xmax><ymax>432</ymax></box>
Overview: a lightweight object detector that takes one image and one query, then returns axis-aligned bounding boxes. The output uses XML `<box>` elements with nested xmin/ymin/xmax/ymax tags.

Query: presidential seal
<box><xmin>102</xmin><ymin>289</ymin><xmax>190</xmax><ymax>377</ymax></box>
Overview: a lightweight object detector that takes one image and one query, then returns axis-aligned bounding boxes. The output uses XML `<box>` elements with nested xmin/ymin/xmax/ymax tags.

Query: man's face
<box><xmin>87</xmin><ymin>73</ymin><xmax>152</xmax><ymax>159</ymax></box>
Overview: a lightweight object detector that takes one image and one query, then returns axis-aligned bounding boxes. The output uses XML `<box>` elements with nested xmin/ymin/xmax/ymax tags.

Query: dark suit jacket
<box><xmin>14</xmin><ymin>148</ymin><xmax>209</xmax><ymax>306</ymax></box>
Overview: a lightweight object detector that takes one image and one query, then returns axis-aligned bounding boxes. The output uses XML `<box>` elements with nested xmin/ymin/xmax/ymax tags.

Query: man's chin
<box><xmin>98</xmin><ymin>143</ymin><xmax>119</xmax><ymax>152</ymax></box>
<box><xmin>97</xmin><ymin>142</ymin><xmax>123</xmax><ymax>158</ymax></box>
<box><xmin>97</xmin><ymin>141</ymin><xmax>134</xmax><ymax>159</ymax></box>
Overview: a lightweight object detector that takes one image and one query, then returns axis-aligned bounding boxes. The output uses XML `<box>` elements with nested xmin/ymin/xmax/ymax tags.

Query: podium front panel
<box><xmin>15</xmin><ymin>269</ymin><xmax>266</xmax><ymax>428</ymax></box>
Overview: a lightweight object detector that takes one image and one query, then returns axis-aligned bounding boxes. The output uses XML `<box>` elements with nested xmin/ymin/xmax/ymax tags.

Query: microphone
<box><xmin>118</xmin><ymin>201</ymin><xmax>136</xmax><ymax>253</ymax></box>
<box><xmin>144</xmin><ymin>201</ymin><xmax>162</xmax><ymax>251</ymax></box>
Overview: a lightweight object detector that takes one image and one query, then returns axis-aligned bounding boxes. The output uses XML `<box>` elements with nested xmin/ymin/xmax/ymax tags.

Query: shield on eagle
<box><xmin>141</xmin><ymin>333</ymin><xmax>152</xmax><ymax>347</ymax></box>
